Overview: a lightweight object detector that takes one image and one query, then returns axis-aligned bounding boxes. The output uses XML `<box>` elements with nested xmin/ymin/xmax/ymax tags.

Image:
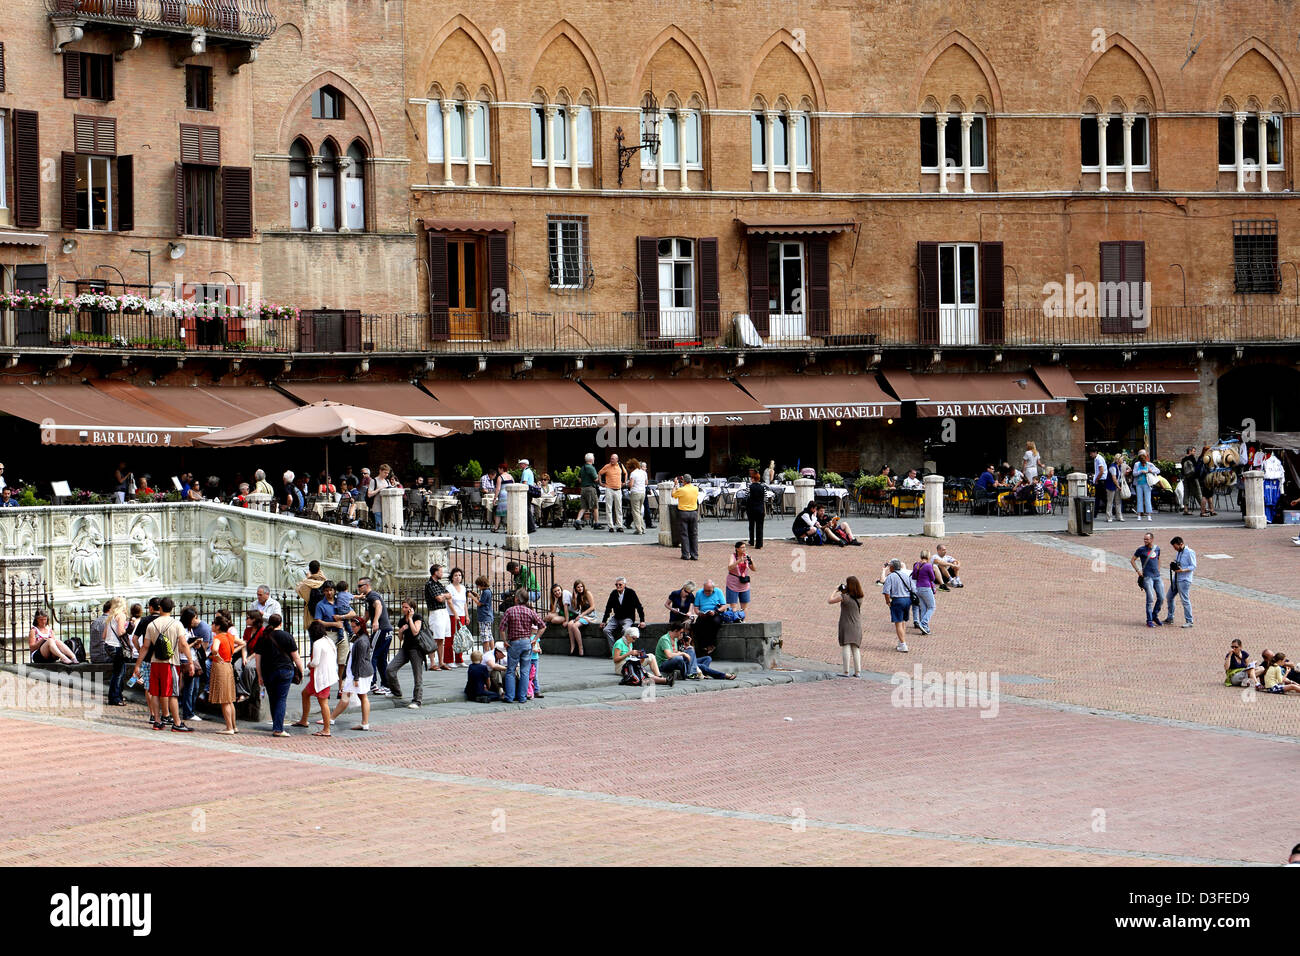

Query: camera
<box><xmin>837</xmin><ymin>583</ymin><xmax>847</xmax><ymax>593</ymax></box>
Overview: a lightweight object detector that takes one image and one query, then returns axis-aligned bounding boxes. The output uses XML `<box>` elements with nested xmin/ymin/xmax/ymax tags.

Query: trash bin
<box><xmin>667</xmin><ymin>502</ymin><xmax>681</xmax><ymax>548</ymax></box>
<box><xmin>1074</xmin><ymin>497</ymin><xmax>1094</xmax><ymax>535</ymax></box>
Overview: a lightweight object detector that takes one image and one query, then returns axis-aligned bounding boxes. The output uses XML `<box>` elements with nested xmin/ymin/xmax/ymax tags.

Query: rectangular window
<box><xmin>67</xmin><ymin>53</ymin><xmax>113</xmax><ymax>100</ymax></box>
<box><xmin>751</xmin><ymin>112</ymin><xmax>765</xmax><ymax>167</ymax></box>
<box><xmin>772</xmin><ymin>113</ymin><xmax>789</xmax><ymax>168</ymax></box>
<box><xmin>1219</xmin><ymin>114</ymin><xmax>1285</xmax><ymax>170</ymax></box>
<box><xmin>1080</xmin><ymin>116</ymin><xmax>1150</xmax><ymax>170</ymax></box>
<box><xmin>547</xmin><ymin>216</ymin><xmax>586</xmax><ymax>288</ymax></box>
<box><xmin>1233</xmin><ymin>220</ymin><xmax>1280</xmax><ymax>295</ymax></box>
<box><xmin>472</xmin><ymin>103</ymin><xmax>489</xmax><ymax>162</ymax></box>
<box><xmin>183</xmin><ymin>165</ymin><xmax>219</xmax><ymax>237</ymax></box>
<box><xmin>577</xmin><ymin>106</ymin><xmax>593</xmax><ymax>165</ymax></box>
<box><xmin>921</xmin><ymin>114</ymin><xmax>987</xmax><ymax>172</ymax></box>
<box><xmin>426</xmin><ymin>101</ymin><xmax>444</xmax><ymax>162</ymax></box>
<box><xmin>552</xmin><ymin>107</ymin><xmax>568</xmax><ymax>164</ymax></box>
<box><xmin>658</xmin><ymin>237</ymin><xmax>695</xmax><ymax>313</ymax></box>
<box><xmin>185</xmin><ymin>65</ymin><xmax>212</xmax><ymax>111</ymax></box>
<box><xmin>531</xmin><ymin>107</ymin><xmax>545</xmax><ymax>162</ymax></box>
<box><xmin>767</xmin><ymin>240</ymin><xmax>804</xmax><ymax>315</ymax></box>
<box><xmin>426</xmin><ymin>100</ymin><xmax>489</xmax><ymax>164</ymax></box>
<box><xmin>682</xmin><ymin>110</ymin><xmax>701</xmax><ymax>166</ymax></box>
<box><xmin>75</xmin><ymin>154</ymin><xmax>115</xmax><ymax>231</ymax></box>
<box><xmin>661</xmin><ymin>109</ymin><xmax>679</xmax><ymax>166</ymax></box>
<box><xmin>795</xmin><ymin>113</ymin><xmax>810</xmax><ymax>169</ymax></box>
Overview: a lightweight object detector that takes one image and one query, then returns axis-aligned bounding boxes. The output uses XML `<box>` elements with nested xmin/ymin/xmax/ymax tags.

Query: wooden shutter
<box><xmin>746</xmin><ymin>234</ymin><xmax>769</xmax><ymax>336</ymax></box>
<box><xmin>180</xmin><ymin>124</ymin><xmax>220</xmax><ymax>165</ymax></box>
<box><xmin>807</xmin><ymin>237</ymin><xmax>831</xmax><ymax>336</ymax></box>
<box><xmin>220</xmin><ymin>166</ymin><xmax>253</xmax><ymax>238</ymax></box>
<box><xmin>0</xmin><ymin>43</ymin><xmax>7</xmax><ymax>93</ymax></box>
<box><xmin>60</xmin><ymin>152</ymin><xmax>77</xmax><ymax>230</ymax></box>
<box><xmin>486</xmin><ymin>232</ymin><xmax>510</xmax><ymax>341</ymax></box>
<box><xmin>636</xmin><ymin>235</ymin><xmax>660</xmax><ymax>340</ymax></box>
<box><xmin>697</xmin><ymin>237</ymin><xmax>720</xmax><ymax>338</ymax></box>
<box><xmin>979</xmin><ymin>241</ymin><xmax>1004</xmax><ymax>344</ymax></box>
<box><xmin>103</xmin><ymin>57</ymin><xmax>114</xmax><ymax>101</ymax></box>
<box><xmin>1099</xmin><ymin>240</ymin><xmax>1146</xmax><ymax>334</ymax></box>
<box><xmin>63</xmin><ymin>52</ymin><xmax>82</xmax><ymax>99</ymax></box>
<box><xmin>174</xmin><ymin>162</ymin><xmax>186</xmax><ymax>235</ymax></box>
<box><xmin>298</xmin><ymin>310</ymin><xmax>316</xmax><ymax>352</ymax></box>
<box><xmin>74</xmin><ymin>115</ymin><xmax>117</xmax><ymax>155</ymax></box>
<box><xmin>343</xmin><ymin>310</ymin><xmax>362</xmax><ymax>352</ymax></box>
<box><xmin>917</xmin><ymin>241</ymin><xmax>939</xmax><ymax>345</ymax></box>
<box><xmin>427</xmin><ymin>233</ymin><xmax>450</xmax><ymax>341</ymax></box>
<box><xmin>13</xmin><ymin>111</ymin><xmax>40</xmax><ymax>229</ymax></box>
<box><xmin>117</xmin><ymin>155</ymin><xmax>134</xmax><ymax>231</ymax></box>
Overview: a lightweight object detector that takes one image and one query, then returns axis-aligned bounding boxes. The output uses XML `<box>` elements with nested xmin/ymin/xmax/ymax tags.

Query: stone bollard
<box><xmin>505</xmin><ymin>482</ymin><xmax>530</xmax><ymax>549</ymax></box>
<box><xmin>923</xmin><ymin>474</ymin><xmax>945</xmax><ymax>537</ymax></box>
<box><xmin>1065</xmin><ymin>472</ymin><xmax>1088</xmax><ymax>534</ymax></box>
<box><xmin>657</xmin><ymin>481</ymin><xmax>675</xmax><ymax>547</ymax></box>
<box><xmin>245</xmin><ymin>492</ymin><xmax>272</xmax><ymax>513</ymax></box>
<box><xmin>377</xmin><ymin>486</ymin><xmax>405</xmax><ymax>535</ymax></box>
<box><xmin>793</xmin><ymin>478</ymin><xmax>815</xmax><ymax>515</ymax></box>
<box><xmin>1242</xmin><ymin>470</ymin><xmax>1266</xmax><ymax>529</ymax></box>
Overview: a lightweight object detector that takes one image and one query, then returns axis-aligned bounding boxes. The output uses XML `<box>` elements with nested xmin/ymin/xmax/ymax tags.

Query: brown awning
<box><xmin>887</xmin><ymin>373</ymin><xmax>1066</xmax><ymax>418</ymax></box>
<box><xmin>419</xmin><ymin>218</ymin><xmax>513</xmax><ymax>234</ymax></box>
<box><xmin>736</xmin><ymin>218</ymin><xmax>856</xmax><ymax>236</ymax></box>
<box><xmin>90</xmin><ymin>382</ymin><xmax>298</xmax><ymax>428</ymax></box>
<box><xmin>421</xmin><ymin>379</ymin><xmax>615</xmax><ymax>431</ymax></box>
<box><xmin>277</xmin><ymin>382</ymin><xmax>473</xmax><ymax>433</ymax></box>
<box><xmin>1072</xmin><ymin>369</ymin><xmax>1202</xmax><ymax>396</ymax></box>
<box><xmin>738</xmin><ymin>374</ymin><xmax>900</xmax><ymax>422</ymax></box>
<box><xmin>880</xmin><ymin>369</ymin><xmax>928</xmax><ymax>403</ymax></box>
<box><xmin>0</xmin><ymin>384</ymin><xmax>215</xmax><ymax>446</ymax></box>
<box><xmin>0</xmin><ymin>231</ymin><xmax>47</xmax><ymax>246</ymax></box>
<box><xmin>583</xmin><ymin>379</ymin><xmax>769</xmax><ymax>427</ymax></box>
<box><xmin>1032</xmin><ymin>366</ymin><xmax>1087</xmax><ymax>401</ymax></box>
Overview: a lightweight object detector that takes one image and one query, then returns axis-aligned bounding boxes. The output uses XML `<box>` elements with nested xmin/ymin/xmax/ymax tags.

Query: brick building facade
<box><xmin>0</xmin><ymin>0</ymin><xmax>1296</xmax><ymax>485</ymax></box>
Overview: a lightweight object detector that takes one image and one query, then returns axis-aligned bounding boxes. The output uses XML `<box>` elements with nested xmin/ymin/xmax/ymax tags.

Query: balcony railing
<box><xmin>2</xmin><ymin>305</ymin><xmax>1298</xmax><ymax>356</ymax></box>
<box><xmin>48</xmin><ymin>0</ymin><xmax>276</xmax><ymax>40</ymax></box>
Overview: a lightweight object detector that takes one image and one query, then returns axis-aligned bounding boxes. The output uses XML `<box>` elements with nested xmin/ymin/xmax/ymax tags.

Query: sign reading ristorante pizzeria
<box><xmin>774</xmin><ymin>403</ymin><xmax>895</xmax><ymax>421</ymax></box>
<box><xmin>468</xmin><ymin>413</ymin><xmax>613</xmax><ymax>431</ymax></box>
<box><xmin>918</xmin><ymin>401</ymin><xmax>1065</xmax><ymax>418</ymax></box>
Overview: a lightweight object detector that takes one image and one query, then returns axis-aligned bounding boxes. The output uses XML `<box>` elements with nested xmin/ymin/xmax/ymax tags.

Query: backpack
<box><xmin>151</xmin><ymin>621</ymin><xmax>176</xmax><ymax>662</ymax></box>
<box><xmin>65</xmin><ymin>636</ymin><xmax>87</xmax><ymax>663</ymax></box>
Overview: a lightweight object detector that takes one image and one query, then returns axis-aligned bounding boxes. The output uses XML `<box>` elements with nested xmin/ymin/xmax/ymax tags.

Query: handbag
<box><xmin>452</xmin><ymin>624</ymin><xmax>475</xmax><ymax>654</ymax></box>
<box><xmin>1118</xmin><ymin>475</ymin><xmax>1132</xmax><ymax>500</ymax></box>
<box><xmin>415</xmin><ymin>626</ymin><xmax>437</xmax><ymax>655</ymax></box>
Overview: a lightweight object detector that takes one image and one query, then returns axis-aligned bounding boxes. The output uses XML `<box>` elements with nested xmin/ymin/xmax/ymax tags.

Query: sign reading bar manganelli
<box><xmin>774</xmin><ymin>404</ymin><xmax>895</xmax><ymax>421</ymax></box>
<box><xmin>918</xmin><ymin>401</ymin><xmax>1065</xmax><ymax>418</ymax></box>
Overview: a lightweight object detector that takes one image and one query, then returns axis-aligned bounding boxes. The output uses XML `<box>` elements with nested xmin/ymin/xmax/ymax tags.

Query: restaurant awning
<box><xmin>737</xmin><ymin>374</ymin><xmax>900</xmax><ymax>422</ymax></box>
<box><xmin>276</xmin><ymin>382</ymin><xmax>473</xmax><ymax>434</ymax></box>
<box><xmin>882</xmin><ymin>372</ymin><xmax>1066</xmax><ymax>418</ymax></box>
<box><xmin>583</xmin><ymin>378</ymin><xmax>769</xmax><ymax>427</ymax></box>
<box><xmin>0</xmin><ymin>384</ymin><xmax>216</xmax><ymax>446</ymax></box>
<box><xmin>1071</xmin><ymin>369</ymin><xmax>1202</xmax><ymax>396</ymax></box>
<box><xmin>418</xmin><ymin>219</ymin><xmax>513</xmax><ymax>233</ymax></box>
<box><xmin>420</xmin><ymin>379</ymin><xmax>615</xmax><ymax>431</ymax></box>
<box><xmin>1032</xmin><ymin>366</ymin><xmax>1088</xmax><ymax>401</ymax></box>
<box><xmin>90</xmin><ymin>382</ymin><xmax>298</xmax><ymax>427</ymax></box>
<box><xmin>735</xmin><ymin>218</ymin><xmax>857</xmax><ymax>236</ymax></box>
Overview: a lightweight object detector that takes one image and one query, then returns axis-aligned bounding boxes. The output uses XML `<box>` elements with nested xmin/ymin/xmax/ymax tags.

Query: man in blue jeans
<box><xmin>500</xmin><ymin>589</ymin><xmax>544</xmax><ymax>703</ymax></box>
<box><xmin>1130</xmin><ymin>531</ymin><xmax>1165</xmax><ymax>627</ymax></box>
<box><xmin>357</xmin><ymin>578</ymin><xmax>392</xmax><ymax>695</ymax></box>
<box><xmin>1164</xmin><ymin>536</ymin><xmax>1196</xmax><ymax>628</ymax></box>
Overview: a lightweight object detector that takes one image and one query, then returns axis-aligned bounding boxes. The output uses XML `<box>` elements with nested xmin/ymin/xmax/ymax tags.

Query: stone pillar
<box><xmin>935</xmin><ymin>113</ymin><xmax>949</xmax><ymax>193</ymax></box>
<box><xmin>505</xmin><ymin>481</ymin><xmax>529</xmax><ymax>550</ymax></box>
<box><xmin>1096</xmin><ymin>114</ymin><xmax>1109</xmax><ymax>192</ymax></box>
<box><xmin>1233</xmin><ymin>111</ymin><xmax>1247</xmax><ymax>192</ymax></box>
<box><xmin>440</xmin><ymin>101</ymin><xmax>455</xmax><ymax>186</ymax></box>
<box><xmin>656</xmin><ymin>108</ymin><xmax>667</xmax><ymax>191</ymax></box>
<box><xmin>245</xmin><ymin>492</ymin><xmax>272</xmax><ymax>513</ymax></box>
<box><xmin>377</xmin><ymin>486</ymin><xmax>405</xmax><ymax>535</ymax></box>
<box><xmin>1243</xmin><ymin>470</ymin><xmax>1266</xmax><ymax>529</ymax></box>
<box><xmin>464</xmin><ymin>101</ymin><xmax>479</xmax><ymax>187</ymax></box>
<box><xmin>335</xmin><ymin>155</ymin><xmax>353</xmax><ymax>233</ymax></box>
<box><xmin>309</xmin><ymin>156</ymin><xmax>323</xmax><ymax>231</ymax></box>
<box><xmin>793</xmin><ymin>478</ymin><xmax>815</xmax><ymax>515</ymax></box>
<box><xmin>544</xmin><ymin>104</ymin><xmax>558</xmax><ymax>189</ymax></box>
<box><xmin>568</xmin><ymin>106</ymin><xmax>581</xmax><ymax>189</ymax></box>
<box><xmin>959</xmin><ymin>112</ymin><xmax>973</xmax><ymax>194</ymax></box>
<box><xmin>0</xmin><ymin>555</ymin><xmax>46</xmax><ymax>660</ymax></box>
<box><xmin>657</xmin><ymin>480</ymin><xmax>675</xmax><ymax>547</ymax></box>
<box><xmin>922</xmin><ymin>474</ymin><xmax>945</xmax><ymax>538</ymax></box>
<box><xmin>1121</xmin><ymin>112</ymin><xmax>1134</xmax><ymax>192</ymax></box>
<box><xmin>786</xmin><ymin>109</ymin><xmax>799</xmax><ymax>193</ymax></box>
<box><xmin>1258</xmin><ymin>112</ymin><xmax>1270</xmax><ymax>193</ymax></box>
<box><xmin>1066</xmin><ymin>471</ymin><xmax>1088</xmax><ymax>534</ymax></box>
<box><xmin>764</xmin><ymin>110</ymin><xmax>777</xmax><ymax>193</ymax></box>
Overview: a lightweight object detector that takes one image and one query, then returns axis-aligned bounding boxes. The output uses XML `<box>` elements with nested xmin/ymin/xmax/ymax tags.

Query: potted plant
<box><xmin>779</xmin><ymin>467</ymin><xmax>799</xmax><ymax>483</ymax></box>
<box><xmin>732</xmin><ymin>454</ymin><xmax>761</xmax><ymax>476</ymax></box>
<box><xmin>819</xmin><ymin>471</ymin><xmax>844</xmax><ymax>487</ymax></box>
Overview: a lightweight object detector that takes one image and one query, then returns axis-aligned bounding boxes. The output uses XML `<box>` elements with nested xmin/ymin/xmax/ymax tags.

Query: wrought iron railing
<box><xmin>47</xmin><ymin>0</ymin><xmax>276</xmax><ymax>40</ymax></box>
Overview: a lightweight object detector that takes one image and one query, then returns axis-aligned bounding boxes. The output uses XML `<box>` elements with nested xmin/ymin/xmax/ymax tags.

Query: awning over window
<box><xmin>277</xmin><ymin>382</ymin><xmax>473</xmax><ymax>434</ymax></box>
<box><xmin>1031</xmin><ymin>366</ymin><xmax>1088</xmax><ymax>401</ymax></box>
<box><xmin>583</xmin><ymin>379</ymin><xmax>769</xmax><ymax>427</ymax></box>
<box><xmin>738</xmin><ymin>375</ymin><xmax>900</xmax><ymax>422</ymax></box>
<box><xmin>420</xmin><ymin>380</ymin><xmax>615</xmax><ymax>431</ymax></box>
<box><xmin>0</xmin><ymin>384</ymin><xmax>216</xmax><ymax>446</ymax></box>
<box><xmin>1071</xmin><ymin>369</ymin><xmax>1202</xmax><ymax>396</ymax></box>
<box><xmin>0</xmin><ymin>231</ymin><xmax>47</xmax><ymax>246</ymax></box>
<box><xmin>735</xmin><ymin>218</ymin><xmax>856</xmax><ymax>236</ymax></box>
<box><xmin>418</xmin><ymin>219</ymin><xmax>513</xmax><ymax>234</ymax></box>
<box><xmin>882</xmin><ymin>372</ymin><xmax>1066</xmax><ymax>418</ymax></box>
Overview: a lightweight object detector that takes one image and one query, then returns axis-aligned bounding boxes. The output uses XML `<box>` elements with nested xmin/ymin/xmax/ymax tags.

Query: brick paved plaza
<box><xmin>2</xmin><ymin>524</ymin><xmax>1297</xmax><ymax>867</ymax></box>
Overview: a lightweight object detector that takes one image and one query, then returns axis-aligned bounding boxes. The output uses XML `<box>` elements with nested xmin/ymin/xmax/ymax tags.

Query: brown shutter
<box><xmin>220</xmin><ymin>166</ymin><xmax>253</xmax><ymax>238</ymax></box>
<box><xmin>697</xmin><ymin>237</ymin><xmax>720</xmax><ymax>338</ymax></box>
<box><xmin>343</xmin><ymin>310</ymin><xmax>362</xmax><ymax>352</ymax></box>
<box><xmin>97</xmin><ymin>116</ymin><xmax>116</xmax><ymax>153</ymax></box>
<box><xmin>807</xmin><ymin>237</ymin><xmax>831</xmax><ymax>336</ymax></box>
<box><xmin>60</xmin><ymin>152</ymin><xmax>77</xmax><ymax>230</ymax></box>
<box><xmin>63</xmin><ymin>52</ymin><xmax>82</xmax><ymax>99</ymax></box>
<box><xmin>486</xmin><ymin>232</ymin><xmax>510</xmax><ymax>341</ymax></box>
<box><xmin>636</xmin><ymin>235</ymin><xmax>660</xmax><ymax>340</ymax></box>
<box><xmin>117</xmin><ymin>155</ymin><xmax>134</xmax><ymax>231</ymax></box>
<box><xmin>74</xmin><ymin>115</ymin><xmax>117</xmax><ymax>155</ymax></box>
<box><xmin>13</xmin><ymin>110</ymin><xmax>40</xmax><ymax>228</ymax></box>
<box><xmin>0</xmin><ymin>43</ymin><xmax>7</xmax><ymax>93</ymax></box>
<box><xmin>746</xmin><ymin>234</ymin><xmax>769</xmax><ymax>336</ymax></box>
<box><xmin>298</xmin><ymin>310</ymin><xmax>316</xmax><ymax>352</ymax></box>
<box><xmin>103</xmin><ymin>57</ymin><xmax>114</xmax><ymax>101</ymax></box>
<box><xmin>917</xmin><ymin>241</ymin><xmax>939</xmax><ymax>345</ymax></box>
<box><xmin>1099</xmin><ymin>241</ymin><xmax>1124</xmax><ymax>334</ymax></box>
<box><xmin>427</xmin><ymin>233</ymin><xmax>450</xmax><ymax>341</ymax></box>
<box><xmin>181</xmin><ymin>124</ymin><xmax>220</xmax><ymax>165</ymax></box>
<box><xmin>174</xmin><ymin>162</ymin><xmax>186</xmax><ymax>235</ymax></box>
<box><xmin>979</xmin><ymin>241</ymin><xmax>1004</xmax><ymax>344</ymax></box>
<box><xmin>1123</xmin><ymin>241</ymin><xmax>1145</xmax><ymax>334</ymax></box>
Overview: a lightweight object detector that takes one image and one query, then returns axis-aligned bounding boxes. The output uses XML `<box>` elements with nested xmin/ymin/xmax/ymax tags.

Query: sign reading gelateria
<box><xmin>1072</xmin><ymin>374</ymin><xmax>1201</xmax><ymax>396</ymax></box>
<box><xmin>775</xmin><ymin>404</ymin><xmax>892</xmax><ymax>421</ymax></box>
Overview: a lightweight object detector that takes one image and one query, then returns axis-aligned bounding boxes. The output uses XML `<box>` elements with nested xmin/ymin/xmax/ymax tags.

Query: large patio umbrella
<box><xmin>192</xmin><ymin>400</ymin><xmax>453</xmax><ymax>475</ymax></box>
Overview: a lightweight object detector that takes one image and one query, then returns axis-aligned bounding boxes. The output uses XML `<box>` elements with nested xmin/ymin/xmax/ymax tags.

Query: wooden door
<box><xmin>447</xmin><ymin>239</ymin><xmax>483</xmax><ymax>340</ymax></box>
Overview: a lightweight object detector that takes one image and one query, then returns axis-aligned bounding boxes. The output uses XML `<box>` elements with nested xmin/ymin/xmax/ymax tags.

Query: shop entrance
<box><xmin>1218</xmin><ymin>364</ymin><xmax>1300</xmax><ymax>435</ymax></box>
<box><xmin>1086</xmin><ymin>398</ymin><xmax>1157</xmax><ymax>457</ymax></box>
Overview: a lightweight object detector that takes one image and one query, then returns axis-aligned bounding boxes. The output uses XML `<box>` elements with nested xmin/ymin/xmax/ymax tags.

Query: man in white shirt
<box><xmin>1090</xmin><ymin>449</ymin><xmax>1107</xmax><ymax>513</ymax></box>
<box><xmin>901</xmin><ymin>469</ymin><xmax>923</xmax><ymax>491</ymax></box>
<box><xmin>254</xmin><ymin>585</ymin><xmax>283</xmax><ymax>624</ymax></box>
<box><xmin>930</xmin><ymin>544</ymin><xmax>963</xmax><ymax>589</ymax></box>
<box><xmin>627</xmin><ymin>460</ymin><xmax>649</xmax><ymax>535</ymax></box>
